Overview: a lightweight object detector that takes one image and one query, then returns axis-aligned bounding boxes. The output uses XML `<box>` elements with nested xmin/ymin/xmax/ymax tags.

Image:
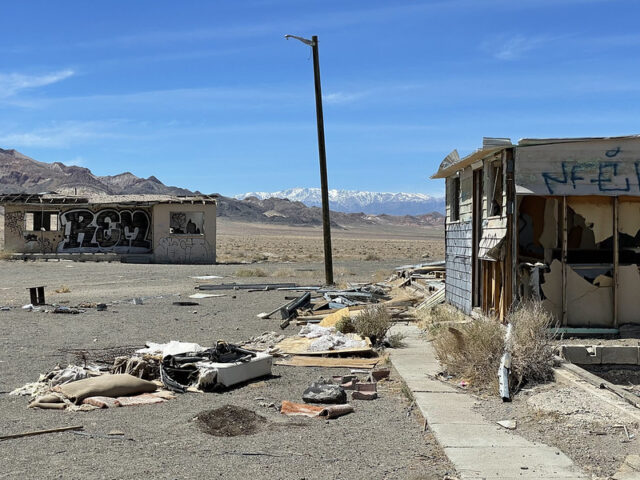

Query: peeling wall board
<box><xmin>515</xmin><ymin>138</ymin><xmax>640</xmax><ymax>196</ymax></box>
<box><xmin>618</xmin><ymin>199</ymin><xmax>640</xmax><ymax>237</ymax></box>
<box><xmin>541</xmin><ymin>259</ymin><xmax>564</xmax><ymax>321</ymax></box>
<box><xmin>617</xmin><ymin>264</ymin><xmax>640</xmax><ymax>325</ymax></box>
<box><xmin>567</xmin><ymin>197</ymin><xmax>613</xmax><ymax>244</ymax></box>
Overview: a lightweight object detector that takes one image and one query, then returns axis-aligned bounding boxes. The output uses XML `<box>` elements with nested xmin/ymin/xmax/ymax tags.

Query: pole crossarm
<box><xmin>284</xmin><ymin>34</ymin><xmax>315</xmax><ymax>46</ymax></box>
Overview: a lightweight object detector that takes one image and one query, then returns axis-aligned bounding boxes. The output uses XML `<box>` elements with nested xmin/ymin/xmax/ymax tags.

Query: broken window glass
<box><xmin>170</xmin><ymin>211</ymin><xmax>204</xmax><ymax>235</ymax></box>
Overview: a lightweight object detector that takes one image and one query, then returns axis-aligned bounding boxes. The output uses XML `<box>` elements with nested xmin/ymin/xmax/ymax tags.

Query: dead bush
<box><xmin>386</xmin><ymin>332</ymin><xmax>406</xmax><ymax>348</ymax></box>
<box><xmin>353</xmin><ymin>305</ymin><xmax>391</xmax><ymax>345</ymax></box>
<box><xmin>508</xmin><ymin>301</ymin><xmax>556</xmax><ymax>389</ymax></box>
<box><xmin>234</xmin><ymin>268</ymin><xmax>268</xmax><ymax>277</ymax></box>
<box><xmin>55</xmin><ymin>285</ymin><xmax>71</xmax><ymax>293</ymax></box>
<box><xmin>432</xmin><ymin>317</ymin><xmax>505</xmax><ymax>393</ymax></box>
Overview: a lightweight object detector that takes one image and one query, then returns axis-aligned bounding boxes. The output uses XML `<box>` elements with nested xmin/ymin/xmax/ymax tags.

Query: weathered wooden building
<box><xmin>433</xmin><ymin>135</ymin><xmax>640</xmax><ymax>328</ymax></box>
<box><xmin>0</xmin><ymin>193</ymin><xmax>217</xmax><ymax>264</ymax></box>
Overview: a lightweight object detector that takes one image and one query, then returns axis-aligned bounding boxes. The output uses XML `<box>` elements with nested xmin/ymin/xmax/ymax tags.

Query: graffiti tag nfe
<box><xmin>541</xmin><ymin>160</ymin><xmax>640</xmax><ymax>195</ymax></box>
<box><xmin>58</xmin><ymin>208</ymin><xmax>151</xmax><ymax>253</ymax></box>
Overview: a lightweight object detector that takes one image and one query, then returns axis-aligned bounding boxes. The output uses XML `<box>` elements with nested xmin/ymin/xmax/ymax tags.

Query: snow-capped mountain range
<box><xmin>235</xmin><ymin>188</ymin><xmax>445</xmax><ymax>216</ymax></box>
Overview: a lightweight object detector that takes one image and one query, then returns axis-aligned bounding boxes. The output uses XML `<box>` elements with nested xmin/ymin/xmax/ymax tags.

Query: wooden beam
<box><xmin>613</xmin><ymin>196</ymin><xmax>619</xmax><ymax>328</ymax></box>
<box><xmin>562</xmin><ymin>196</ymin><xmax>568</xmax><ymax>326</ymax></box>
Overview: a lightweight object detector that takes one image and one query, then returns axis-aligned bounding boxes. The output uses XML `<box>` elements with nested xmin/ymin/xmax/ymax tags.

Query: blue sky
<box><xmin>1</xmin><ymin>0</ymin><xmax>638</xmax><ymax>196</ymax></box>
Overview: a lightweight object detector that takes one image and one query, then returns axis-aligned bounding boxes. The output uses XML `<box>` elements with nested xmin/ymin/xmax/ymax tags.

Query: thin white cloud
<box><xmin>0</xmin><ymin>121</ymin><xmax>120</xmax><ymax>148</ymax></box>
<box><xmin>0</xmin><ymin>70</ymin><xmax>74</xmax><ymax>98</ymax></box>
<box><xmin>484</xmin><ymin>34</ymin><xmax>557</xmax><ymax>61</ymax></box>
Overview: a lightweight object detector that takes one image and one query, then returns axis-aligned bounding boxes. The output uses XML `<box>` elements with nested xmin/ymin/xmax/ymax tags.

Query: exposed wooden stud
<box><xmin>562</xmin><ymin>196</ymin><xmax>568</xmax><ymax>326</ymax></box>
<box><xmin>613</xmin><ymin>196</ymin><xmax>619</xmax><ymax>328</ymax></box>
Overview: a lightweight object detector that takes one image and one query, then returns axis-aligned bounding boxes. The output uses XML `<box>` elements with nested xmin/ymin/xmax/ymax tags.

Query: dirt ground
<box><xmin>0</xmin><ymin>259</ymin><xmax>455</xmax><ymax>480</ymax></box>
<box><xmin>216</xmin><ymin>219</ymin><xmax>444</xmax><ymax>264</ymax></box>
<box><xmin>472</xmin><ymin>380</ymin><xmax>639</xmax><ymax>479</ymax></box>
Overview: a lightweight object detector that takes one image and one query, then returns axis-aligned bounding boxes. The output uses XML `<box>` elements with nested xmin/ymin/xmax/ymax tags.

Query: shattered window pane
<box><xmin>170</xmin><ymin>211</ymin><xmax>204</xmax><ymax>235</ymax></box>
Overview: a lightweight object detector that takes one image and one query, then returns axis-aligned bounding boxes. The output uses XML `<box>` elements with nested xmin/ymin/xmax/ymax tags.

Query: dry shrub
<box><xmin>417</xmin><ymin>303</ymin><xmax>468</xmax><ymax>332</ymax></box>
<box><xmin>353</xmin><ymin>305</ymin><xmax>391</xmax><ymax>345</ymax></box>
<box><xmin>431</xmin><ymin>301</ymin><xmax>556</xmax><ymax>394</ymax></box>
<box><xmin>55</xmin><ymin>285</ymin><xmax>71</xmax><ymax>293</ymax></box>
<box><xmin>364</xmin><ymin>252</ymin><xmax>381</xmax><ymax>261</ymax></box>
<box><xmin>432</xmin><ymin>318</ymin><xmax>505</xmax><ymax>392</ymax></box>
<box><xmin>335</xmin><ymin>315</ymin><xmax>355</xmax><ymax>334</ymax></box>
<box><xmin>386</xmin><ymin>332</ymin><xmax>406</xmax><ymax>348</ymax></box>
<box><xmin>234</xmin><ymin>268</ymin><xmax>267</xmax><ymax>277</ymax></box>
<box><xmin>508</xmin><ymin>301</ymin><xmax>556</xmax><ymax>388</ymax></box>
<box><xmin>371</xmin><ymin>270</ymin><xmax>391</xmax><ymax>283</ymax></box>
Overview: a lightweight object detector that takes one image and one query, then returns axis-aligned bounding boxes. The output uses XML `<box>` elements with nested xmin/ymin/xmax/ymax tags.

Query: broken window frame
<box><xmin>24</xmin><ymin>211</ymin><xmax>59</xmax><ymax>232</ymax></box>
<box><xmin>169</xmin><ymin>211</ymin><xmax>205</xmax><ymax>235</ymax></box>
<box><xmin>450</xmin><ymin>176</ymin><xmax>460</xmax><ymax>222</ymax></box>
<box><xmin>487</xmin><ymin>160</ymin><xmax>503</xmax><ymax>217</ymax></box>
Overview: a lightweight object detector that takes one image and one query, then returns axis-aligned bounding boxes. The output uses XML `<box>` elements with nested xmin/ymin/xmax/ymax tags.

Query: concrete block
<box><xmin>601</xmin><ymin>346</ymin><xmax>640</xmax><ymax>365</ymax></box>
<box><xmin>560</xmin><ymin>345</ymin><xmax>602</xmax><ymax>365</ymax></box>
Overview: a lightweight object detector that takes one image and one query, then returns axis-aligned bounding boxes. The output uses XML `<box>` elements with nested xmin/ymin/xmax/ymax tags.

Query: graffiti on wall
<box><xmin>155</xmin><ymin>236</ymin><xmax>213</xmax><ymax>263</ymax></box>
<box><xmin>5</xmin><ymin>211</ymin><xmax>24</xmax><ymax>236</ymax></box>
<box><xmin>58</xmin><ymin>209</ymin><xmax>151</xmax><ymax>253</ymax></box>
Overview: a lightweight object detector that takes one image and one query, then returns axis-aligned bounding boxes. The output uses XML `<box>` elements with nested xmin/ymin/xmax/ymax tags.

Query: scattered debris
<box><xmin>275</xmin><ymin>357</ymin><xmax>379</xmax><ymax>369</ymax></box>
<box><xmin>197</xmin><ymin>282</ymin><xmax>296</xmax><ymax>291</ymax></box>
<box><xmin>172</xmin><ymin>301</ymin><xmax>199</xmax><ymax>306</ymax></box>
<box><xmin>497</xmin><ymin>420</ymin><xmax>517</xmax><ymax>430</ymax></box>
<box><xmin>53</xmin><ymin>306</ymin><xmax>83</xmax><ymax>314</ymax></box>
<box><xmin>96</xmin><ymin>303</ymin><xmax>108</xmax><ymax>311</ymax></box>
<box><xmin>0</xmin><ymin>425</ymin><xmax>84</xmax><ymax>441</ymax></box>
<box><xmin>302</xmin><ymin>378</ymin><xmax>347</xmax><ymax>404</ymax></box>
<box><xmin>189</xmin><ymin>293</ymin><xmax>226</xmax><ymax>299</ymax></box>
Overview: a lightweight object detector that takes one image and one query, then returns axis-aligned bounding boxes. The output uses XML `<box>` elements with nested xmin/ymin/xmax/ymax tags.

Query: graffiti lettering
<box><xmin>58</xmin><ymin>209</ymin><xmax>151</xmax><ymax>253</ymax></box>
<box><xmin>542</xmin><ymin>160</ymin><xmax>640</xmax><ymax>194</ymax></box>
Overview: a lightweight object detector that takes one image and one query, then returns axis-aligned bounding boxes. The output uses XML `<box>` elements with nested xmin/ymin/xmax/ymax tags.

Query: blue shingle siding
<box><xmin>446</xmin><ymin>220</ymin><xmax>473</xmax><ymax>314</ymax></box>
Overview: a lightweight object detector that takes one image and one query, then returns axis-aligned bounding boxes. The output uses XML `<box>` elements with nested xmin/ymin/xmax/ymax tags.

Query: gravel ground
<box><xmin>472</xmin><ymin>383</ymin><xmax>639</xmax><ymax>479</ymax></box>
<box><xmin>0</xmin><ymin>259</ymin><xmax>455</xmax><ymax>480</ymax></box>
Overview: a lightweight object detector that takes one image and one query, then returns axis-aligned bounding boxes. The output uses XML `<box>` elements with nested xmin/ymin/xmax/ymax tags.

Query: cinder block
<box><xmin>600</xmin><ymin>346</ymin><xmax>640</xmax><ymax>365</ymax></box>
<box><xmin>560</xmin><ymin>345</ymin><xmax>602</xmax><ymax>364</ymax></box>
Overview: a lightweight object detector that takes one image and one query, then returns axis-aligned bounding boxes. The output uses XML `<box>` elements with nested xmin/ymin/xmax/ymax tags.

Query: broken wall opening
<box><xmin>519</xmin><ymin>195</ymin><xmax>640</xmax><ymax>327</ymax></box>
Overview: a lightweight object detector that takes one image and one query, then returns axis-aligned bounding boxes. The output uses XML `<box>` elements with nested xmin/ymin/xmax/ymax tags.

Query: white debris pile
<box><xmin>299</xmin><ymin>324</ymin><xmax>367</xmax><ymax>352</ymax></box>
<box><xmin>136</xmin><ymin>341</ymin><xmax>205</xmax><ymax>358</ymax></box>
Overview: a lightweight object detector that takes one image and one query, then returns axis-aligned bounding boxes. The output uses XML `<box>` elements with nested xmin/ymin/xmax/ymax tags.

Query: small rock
<box><xmin>497</xmin><ymin>420</ymin><xmax>517</xmax><ymax>430</ymax></box>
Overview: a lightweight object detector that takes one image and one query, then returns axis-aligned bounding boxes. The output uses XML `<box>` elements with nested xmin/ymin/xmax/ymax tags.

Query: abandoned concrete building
<box><xmin>433</xmin><ymin>135</ymin><xmax>640</xmax><ymax>329</ymax></box>
<box><xmin>0</xmin><ymin>193</ymin><xmax>217</xmax><ymax>264</ymax></box>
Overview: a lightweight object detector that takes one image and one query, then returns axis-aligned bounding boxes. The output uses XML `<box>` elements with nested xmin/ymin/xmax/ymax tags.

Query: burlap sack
<box><xmin>55</xmin><ymin>374</ymin><xmax>156</xmax><ymax>404</ymax></box>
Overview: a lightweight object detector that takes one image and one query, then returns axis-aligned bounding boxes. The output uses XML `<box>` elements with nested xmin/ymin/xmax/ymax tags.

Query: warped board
<box><xmin>276</xmin><ymin>356</ymin><xmax>379</xmax><ymax>369</ymax></box>
<box><xmin>275</xmin><ymin>334</ymin><xmax>372</xmax><ymax>356</ymax></box>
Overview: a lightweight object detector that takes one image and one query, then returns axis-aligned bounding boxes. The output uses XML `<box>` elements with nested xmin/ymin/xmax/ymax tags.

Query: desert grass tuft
<box><xmin>234</xmin><ymin>268</ymin><xmax>268</xmax><ymax>278</ymax></box>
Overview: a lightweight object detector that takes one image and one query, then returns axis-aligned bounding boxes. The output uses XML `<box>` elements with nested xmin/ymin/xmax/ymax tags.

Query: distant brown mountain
<box><xmin>0</xmin><ymin>148</ymin><xmax>444</xmax><ymax>228</ymax></box>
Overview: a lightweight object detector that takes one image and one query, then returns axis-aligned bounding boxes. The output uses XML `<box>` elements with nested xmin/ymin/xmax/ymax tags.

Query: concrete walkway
<box><xmin>389</xmin><ymin>325</ymin><xmax>587</xmax><ymax>479</ymax></box>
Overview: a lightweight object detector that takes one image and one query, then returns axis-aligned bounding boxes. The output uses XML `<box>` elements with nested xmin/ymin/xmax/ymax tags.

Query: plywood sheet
<box><xmin>515</xmin><ymin>138</ymin><xmax>640</xmax><ymax>195</ymax></box>
<box><xmin>618</xmin><ymin>264</ymin><xmax>640</xmax><ymax>325</ymax></box>
<box><xmin>619</xmin><ymin>200</ymin><xmax>640</xmax><ymax>237</ymax></box>
<box><xmin>566</xmin><ymin>266</ymin><xmax>613</xmax><ymax>327</ymax></box>
<box><xmin>275</xmin><ymin>356</ymin><xmax>380</xmax><ymax>369</ymax></box>
<box><xmin>539</xmin><ymin>198</ymin><xmax>558</xmax><ymax>249</ymax></box>
<box><xmin>567</xmin><ymin>197</ymin><xmax>613</xmax><ymax>244</ymax></box>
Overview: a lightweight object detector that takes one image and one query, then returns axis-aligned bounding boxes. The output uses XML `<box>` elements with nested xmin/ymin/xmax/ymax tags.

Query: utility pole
<box><xmin>285</xmin><ymin>34</ymin><xmax>334</xmax><ymax>285</ymax></box>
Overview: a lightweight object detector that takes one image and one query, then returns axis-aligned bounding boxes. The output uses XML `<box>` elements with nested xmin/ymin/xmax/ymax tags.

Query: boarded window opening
<box><xmin>170</xmin><ymin>211</ymin><xmax>204</xmax><ymax>235</ymax></box>
<box><xmin>450</xmin><ymin>177</ymin><xmax>460</xmax><ymax>221</ymax></box>
<box><xmin>24</xmin><ymin>212</ymin><xmax>59</xmax><ymax>231</ymax></box>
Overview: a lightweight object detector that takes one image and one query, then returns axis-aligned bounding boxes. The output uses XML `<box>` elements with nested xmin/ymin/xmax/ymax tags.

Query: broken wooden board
<box><xmin>275</xmin><ymin>334</ymin><xmax>372</xmax><ymax>356</ymax></box>
<box><xmin>276</xmin><ymin>356</ymin><xmax>379</xmax><ymax>369</ymax></box>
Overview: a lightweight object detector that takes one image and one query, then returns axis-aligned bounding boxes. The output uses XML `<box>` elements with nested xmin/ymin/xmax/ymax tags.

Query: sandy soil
<box><xmin>217</xmin><ymin>219</ymin><xmax>444</xmax><ymax>264</ymax></box>
<box><xmin>0</xmin><ymin>259</ymin><xmax>454</xmax><ymax>480</ymax></box>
